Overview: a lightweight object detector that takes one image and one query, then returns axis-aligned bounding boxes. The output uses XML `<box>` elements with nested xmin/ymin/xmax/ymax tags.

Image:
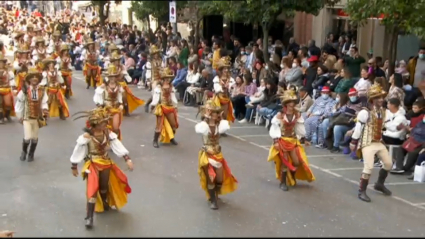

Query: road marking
<box><xmin>178</xmin><ymin>115</ymin><xmax>425</xmax><ymax>211</ymax></box>
<box><xmin>231</xmin><ymin>126</ymin><xmax>265</xmax><ymax>129</ymax></box>
<box><xmin>307</xmin><ymin>154</ymin><xmax>347</xmax><ymax>158</ymax></box>
<box><xmin>328</xmin><ymin>167</ymin><xmax>364</xmax><ymax>171</ymax></box>
<box><xmin>238</xmin><ymin>134</ymin><xmax>269</xmax><ymax>138</ymax></box>
<box><xmin>385</xmin><ymin>182</ymin><xmax>422</xmax><ymax>186</ymax></box>
<box><xmin>412</xmin><ymin>202</ymin><xmax>425</xmax><ymax>206</ymax></box>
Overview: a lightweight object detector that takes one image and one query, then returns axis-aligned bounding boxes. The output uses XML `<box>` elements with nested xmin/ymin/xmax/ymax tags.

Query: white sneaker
<box><xmin>239</xmin><ymin>119</ymin><xmax>247</xmax><ymax>124</ymax></box>
<box><xmin>265</xmin><ymin>119</ymin><xmax>270</xmax><ymax>128</ymax></box>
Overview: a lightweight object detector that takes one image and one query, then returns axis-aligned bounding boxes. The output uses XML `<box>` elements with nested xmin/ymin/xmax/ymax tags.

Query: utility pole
<box><xmin>169</xmin><ymin>1</ymin><xmax>177</xmax><ymax>35</ymax></box>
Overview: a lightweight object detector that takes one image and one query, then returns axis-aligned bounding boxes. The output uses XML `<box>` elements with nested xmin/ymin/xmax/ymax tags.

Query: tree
<box><xmin>208</xmin><ymin>0</ymin><xmax>338</xmax><ymax>60</ymax></box>
<box><xmin>345</xmin><ymin>0</ymin><xmax>425</xmax><ymax>76</ymax></box>
<box><xmin>91</xmin><ymin>0</ymin><xmax>122</xmax><ymax>25</ymax></box>
<box><xmin>132</xmin><ymin>1</ymin><xmax>188</xmax><ymax>27</ymax></box>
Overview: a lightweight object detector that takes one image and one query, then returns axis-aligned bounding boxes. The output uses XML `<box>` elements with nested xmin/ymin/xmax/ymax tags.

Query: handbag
<box><xmin>402</xmin><ymin>137</ymin><xmax>422</xmax><ymax>152</ymax></box>
<box><xmin>413</xmin><ymin>162</ymin><xmax>425</xmax><ymax>183</ymax></box>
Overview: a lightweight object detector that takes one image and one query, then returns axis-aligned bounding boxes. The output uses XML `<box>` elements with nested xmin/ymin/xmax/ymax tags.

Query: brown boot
<box><xmin>123</xmin><ymin>104</ymin><xmax>130</xmax><ymax>117</ymax></box>
<box><xmin>27</xmin><ymin>139</ymin><xmax>38</xmax><ymax>162</ymax></box>
<box><xmin>153</xmin><ymin>132</ymin><xmax>160</xmax><ymax>148</ymax></box>
<box><xmin>208</xmin><ymin>188</ymin><xmax>218</xmax><ymax>210</ymax></box>
<box><xmin>85</xmin><ymin>202</ymin><xmax>95</xmax><ymax>229</ymax></box>
<box><xmin>374</xmin><ymin>169</ymin><xmax>392</xmax><ymax>196</ymax></box>
<box><xmin>59</xmin><ymin>109</ymin><xmax>66</xmax><ymax>120</ymax></box>
<box><xmin>358</xmin><ymin>178</ymin><xmax>371</xmax><ymax>202</ymax></box>
<box><xmin>279</xmin><ymin>171</ymin><xmax>288</xmax><ymax>191</ymax></box>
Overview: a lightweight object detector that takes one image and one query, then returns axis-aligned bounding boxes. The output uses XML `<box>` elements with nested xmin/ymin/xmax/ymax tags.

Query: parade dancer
<box><xmin>268</xmin><ymin>89</ymin><xmax>316</xmax><ymax>191</ymax></box>
<box><xmin>150</xmin><ymin>67</ymin><xmax>179</xmax><ymax>148</ymax></box>
<box><xmin>30</xmin><ymin>28</ymin><xmax>46</xmax><ymax>48</ymax></box>
<box><xmin>43</xmin><ymin>57</ymin><xmax>70</xmax><ymax>120</ymax></box>
<box><xmin>47</xmin><ymin>31</ymin><xmax>62</xmax><ymax>58</ymax></box>
<box><xmin>23</xmin><ymin>23</ymin><xmax>35</xmax><ymax>47</ymax></box>
<box><xmin>109</xmin><ymin>52</ymin><xmax>144</xmax><ymax>116</ymax></box>
<box><xmin>12</xmin><ymin>31</ymin><xmax>25</xmax><ymax>60</ymax></box>
<box><xmin>103</xmin><ymin>44</ymin><xmax>119</xmax><ymax>70</ymax></box>
<box><xmin>14</xmin><ymin>67</ymin><xmax>49</xmax><ymax>162</ymax></box>
<box><xmin>144</xmin><ymin>45</ymin><xmax>162</xmax><ymax>113</ymax></box>
<box><xmin>70</xmin><ymin>107</ymin><xmax>133</xmax><ymax>229</ymax></box>
<box><xmin>57</xmin><ymin>44</ymin><xmax>73</xmax><ymax>99</ymax></box>
<box><xmin>32</xmin><ymin>36</ymin><xmax>48</xmax><ymax>72</ymax></box>
<box><xmin>82</xmin><ymin>39</ymin><xmax>102</xmax><ymax>89</ymax></box>
<box><xmin>195</xmin><ymin>99</ymin><xmax>238</xmax><ymax>210</ymax></box>
<box><xmin>350</xmin><ymin>82</ymin><xmax>392</xmax><ymax>202</ymax></box>
<box><xmin>93</xmin><ymin>65</ymin><xmax>124</xmax><ymax>140</ymax></box>
<box><xmin>0</xmin><ymin>53</ymin><xmax>16</xmax><ymax>124</ymax></box>
<box><xmin>13</xmin><ymin>44</ymin><xmax>32</xmax><ymax>92</ymax></box>
<box><xmin>212</xmin><ymin>56</ymin><xmax>235</xmax><ymax>130</ymax></box>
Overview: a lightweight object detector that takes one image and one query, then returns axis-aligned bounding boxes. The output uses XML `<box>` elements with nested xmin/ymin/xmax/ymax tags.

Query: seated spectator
<box><xmin>305</xmin><ymin>86</ymin><xmax>334</xmax><ymax>144</ymax></box>
<box><xmin>298</xmin><ymin>87</ymin><xmax>314</xmax><ymax>118</ymax></box>
<box><xmin>171</xmin><ymin>61</ymin><xmax>188</xmax><ymax>101</ymax></box>
<box><xmin>325</xmin><ymin>68</ymin><xmax>343</xmax><ymax>93</ymax></box>
<box><xmin>392</xmin><ymin>114</ymin><xmax>425</xmax><ymax>176</ymax></box>
<box><xmin>256</xmin><ymin>80</ymin><xmax>278</xmax><ymax>121</ymax></box>
<box><xmin>168</xmin><ymin>57</ymin><xmax>178</xmax><ymax>75</ymax></box>
<box><xmin>317</xmin><ymin>93</ymin><xmax>349</xmax><ymax>148</ymax></box>
<box><xmin>184</xmin><ymin>65</ymin><xmax>201</xmax><ymax>106</ymax></box>
<box><xmin>124</xmin><ymin>52</ymin><xmax>136</xmax><ymax>79</ymax></box>
<box><xmin>238</xmin><ymin>74</ymin><xmax>257</xmax><ymax>123</ymax></box>
<box><xmin>312</xmin><ymin>65</ymin><xmax>329</xmax><ymax>99</ymax></box>
<box><xmin>132</xmin><ymin>52</ymin><xmax>147</xmax><ymax>84</ymax></box>
<box><xmin>335</xmin><ymin>67</ymin><xmax>355</xmax><ymax>94</ymax></box>
<box><xmin>406</xmin><ymin>100</ymin><xmax>425</xmax><ymax>128</ymax></box>
<box><xmin>328</xmin><ymin>88</ymin><xmax>365</xmax><ymax>152</ymax></box>
<box><xmin>386</xmin><ymin>73</ymin><xmax>405</xmax><ymax>109</ymax></box>
<box><xmin>285</xmin><ymin>58</ymin><xmax>303</xmax><ymax>87</ymax></box>
<box><xmin>278</xmin><ymin>56</ymin><xmax>291</xmax><ymax>83</ymax></box>
<box><xmin>199</xmin><ymin>69</ymin><xmax>214</xmax><ymax>104</ymax></box>
<box><xmin>240</xmin><ymin>79</ymin><xmax>266</xmax><ymax>123</ymax></box>
<box><xmin>353</xmin><ymin>66</ymin><xmax>372</xmax><ymax>99</ymax></box>
<box><xmin>322</xmin><ymin>49</ymin><xmax>337</xmax><ymax>70</ymax></box>
<box><xmin>231</xmin><ymin>75</ymin><xmax>247</xmax><ymax>120</ymax></box>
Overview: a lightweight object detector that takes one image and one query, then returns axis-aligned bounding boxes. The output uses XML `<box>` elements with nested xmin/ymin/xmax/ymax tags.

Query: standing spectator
<box><xmin>212</xmin><ymin>39</ymin><xmax>221</xmax><ymax>71</ymax></box>
<box><xmin>304</xmin><ymin>55</ymin><xmax>320</xmax><ymax>95</ymax></box>
<box><xmin>407</xmin><ymin>47</ymin><xmax>425</xmax><ymax>102</ymax></box>
<box><xmin>386</xmin><ymin>73</ymin><xmax>406</xmax><ymax>109</ymax></box>
<box><xmin>238</xmin><ymin>74</ymin><xmax>257</xmax><ymax>123</ymax></box>
<box><xmin>178</xmin><ymin>39</ymin><xmax>189</xmax><ymax>67</ymax></box>
<box><xmin>344</xmin><ymin>46</ymin><xmax>365</xmax><ymax>80</ymax></box>
<box><xmin>231</xmin><ymin>75</ymin><xmax>247</xmax><ymax>120</ymax></box>
<box><xmin>287</xmin><ymin>37</ymin><xmax>299</xmax><ymax>56</ymax></box>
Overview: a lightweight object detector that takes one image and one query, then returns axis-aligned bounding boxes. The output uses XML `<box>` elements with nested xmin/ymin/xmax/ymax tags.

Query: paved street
<box><xmin>0</xmin><ymin>71</ymin><xmax>424</xmax><ymax>237</ymax></box>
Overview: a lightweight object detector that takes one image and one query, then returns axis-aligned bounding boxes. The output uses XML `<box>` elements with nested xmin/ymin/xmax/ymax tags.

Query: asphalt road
<box><xmin>0</xmin><ymin>71</ymin><xmax>424</xmax><ymax>237</ymax></box>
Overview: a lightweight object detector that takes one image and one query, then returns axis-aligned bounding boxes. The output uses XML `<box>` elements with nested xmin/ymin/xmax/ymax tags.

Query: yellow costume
<box><xmin>212</xmin><ymin>56</ymin><xmax>235</xmax><ymax>124</ymax></box>
<box><xmin>83</xmin><ymin>39</ymin><xmax>103</xmax><ymax>89</ymax></box>
<box><xmin>0</xmin><ymin>53</ymin><xmax>16</xmax><ymax>123</ymax></box>
<box><xmin>58</xmin><ymin>44</ymin><xmax>73</xmax><ymax>99</ymax></box>
<box><xmin>13</xmin><ymin>44</ymin><xmax>31</xmax><ymax>92</ymax></box>
<box><xmin>267</xmin><ymin>89</ymin><xmax>315</xmax><ymax>191</ymax></box>
<box><xmin>70</xmin><ymin>107</ymin><xmax>132</xmax><ymax>229</ymax></box>
<box><xmin>195</xmin><ymin>100</ymin><xmax>237</xmax><ymax>210</ymax></box>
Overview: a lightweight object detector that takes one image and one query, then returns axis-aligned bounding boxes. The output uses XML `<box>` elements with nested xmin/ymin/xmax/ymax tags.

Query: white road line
<box><xmin>238</xmin><ymin>134</ymin><xmax>269</xmax><ymax>138</ymax></box>
<box><xmin>412</xmin><ymin>202</ymin><xmax>425</xmax><ymax>206</ymax></box>
<box><xmin>230</xmin><ymin>126</ymin><xmax>264</xmax><ymax>129</ymax></box>
<box><xmin>385</xmin><ymin>182</ymin><xmax>422</xmax><ymax>186</ymax></box>
<box><xmin>179</xmin><ymin>115</ymin><xmax>425</xmax><ymax>211</ymax></box>
<box><xmin>328</xmin><ymin>167</ymin><xmax>365</xmax><ymax>171</ymax></box>
<box><xmin>307</xmin><ymin>154</ymin><xmax>347</xmax><ymax>158</ymax></box>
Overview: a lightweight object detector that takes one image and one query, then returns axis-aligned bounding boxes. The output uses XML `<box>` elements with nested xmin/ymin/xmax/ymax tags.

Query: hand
<box><xmin>72</xmin><ymin>168</ymin><xmax>78</xmax><ymax>177</ymax></box>
<box><xmin>126</xmin><ymin>160</ymin><xmax>134</xmax><ymax>171</ymax></box>
<box><xmin>304</xmin><ymin>141</ymin><xmax>311</xmax><ymax>146</ymax></box>
<box><xmin>118</xmin><ymin>105</ymin><xmax>124</xmax><ymax>111</ymax></box>
<box><xmin>43</xmin><ymin>110</ymin><xmax>49</xmax><ymax>118</ymax></box>
<box><xmin>0</xmin><ymin>230</ymin><xmax>14</xmax><ymax>238</ymax></box>
<box><xmin>273</xmin><ymin>143</ymin><xmax>280</xmax><ymax>150</ymax></box>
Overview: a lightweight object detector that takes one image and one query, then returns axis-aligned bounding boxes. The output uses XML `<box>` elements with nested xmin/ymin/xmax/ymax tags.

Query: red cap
<box><xmin>307</xmin><ymin>55</ymin><xmax>319</xmax><ymax>62</ymax></box>
<box><xmin>348</xmin><ymin>88</ymin><xmax>357</xmax><ymax>96</ymax></box>
<box><xmin>321</xmin><ymin>86</ymin><xmax>330</xmax><ymax>93</ymax></box>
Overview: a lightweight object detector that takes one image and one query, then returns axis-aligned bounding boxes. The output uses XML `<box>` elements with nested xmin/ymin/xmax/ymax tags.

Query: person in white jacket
<box><xmin>383</xmin><ymin>98</ymin><xmax>408</xmax><ymax>144</ymax></box>
<box><xmin>184</xmin><ymin>67</ymin><xmax>201</xmax><ymax>106</ymax></box>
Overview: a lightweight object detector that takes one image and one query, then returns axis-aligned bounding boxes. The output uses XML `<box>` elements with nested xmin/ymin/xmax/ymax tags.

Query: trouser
<box><xmin>333</xmin><ymin>125</ymin><xmax>350</xmax><ymax>148</ymax></box>
<box><xmin>23</xmin><ymin>119</ymin><xmax>39</xmax><ymax>140</ymax></box>
<box><xmin>395</xmin><ymin>147</ymin><xmax>422</xmax><ymax>171</ymax></box>
<box><xmin>318</xmin><ymin>118</ymin><xmax>330</xmax><ymax>145</ymax></box>
<box><xmin>305</xmin><ymin>115</ymin><xmax>321</xmax><ymax>142</ymax></box>
<box><xmin>361</xmin><ymin>142</ymin><xmax>392</xmax><ymax>178</ymax></box>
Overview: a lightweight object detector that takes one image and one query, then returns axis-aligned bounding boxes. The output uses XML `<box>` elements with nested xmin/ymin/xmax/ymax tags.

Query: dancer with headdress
<box><xmin>212</xmin><ymin>56</ymin><xmax>235</xmax><ymax>131</ymax></box>
<box><xmin>144</xmin><ymin>45</ymin><xmax>162</xmax><ymax>113</ymax></box>
<box><xmin>32</xmin><ymin>36</ymin><xmax>48</xmax><ymax>72</ymax></box>
<box><xmin>150</xmin><ymin>67</ymin><xmax>179</xmax><ymax>148</ymax></box>
<box><xmin>267</xmin><ymin>89</ymin><xmax>316</xmax><ymax>191</ymax></box>
<box><xmin>350</xmin><ymin>82</ymin><xmax>393</xmax><ymax>202</ymax></box>
<box><xmin>195</xmin><ymin>99</ymin><xmax>238</xmax><ymax>210</ymax></box>
<box><xmin>57</xmin><ymin>44</ymin><xmax>73</xmax><ymax>99</ymax></box>
<box><xmin>43</xmin><ymin>56</ymin><xmax>69</xmax><ymax>120</ymax></box>
<box><xmin>47</xmin><ymin>30</ymin><xmax>63</xmax><ymax>59</ymax></box>
<box><xmin>108</xmin><ymin>52</ymin><xmax>144</xmax><ymax>116</ymax></box>
<box><xmin>13</xmin><ymin>44</ymin><xmax>32</xmax><ymax>92</ymax></box>
<box><xmin>15</xmin><ymin>67</ymin><xmax>48</xmax><ymax>162</ymax></box>
<box><xmin>82</xmin><ymin>39</ymin><xmax>102</xmax><ymax>89</ymax></box>
<box><xmin>70</xmin><ymin>107</ymin><xmax>133</xmax><ymax>229</ymax></box>
<box><xmin>93</xmin><ymin>65</ymin><xmax>124</xmax><ymax>140</ymax></box>
<box><xmin>0</xmin><ymin>53</ymin><xmax>16</xmax><ymax>124</ymax></box>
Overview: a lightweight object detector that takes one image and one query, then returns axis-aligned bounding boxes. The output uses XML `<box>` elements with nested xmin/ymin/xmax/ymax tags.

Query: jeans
<box><xmin>333</xmin><ymin>125</ymin><xmax>350</xmax><ymax>148</ymax></box>
<box><xmin>318</xmin><ymin>118</ymin><xmax>330</xmax><ymax>144</ymax></box>
<box><xmin>258</xmin><ymin>107</ymin><xmax>274</xmax><ymax>118</ymax></box>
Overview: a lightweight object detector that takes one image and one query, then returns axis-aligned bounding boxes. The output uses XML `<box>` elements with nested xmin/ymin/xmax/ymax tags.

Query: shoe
<box><xmin>170</xmin><ymin>138</ymin><xmax>178</xmax><ymax>145</ymax></box>
<box><xmin>153</xmin><ymin>132</ymin><xmax>160</xmax><ymax>148</ymax></box>
<box><xmin>245</xmin><ymin>104</ymin><xmax>254</xmax><ymax>109</ymax></box>
<box><xmin>330</xmin><ymin>147</ymin><xmax>341</xmax><ymax>153</ymax></box>
<box><xmin>27</xmin><ymin>140</ymin><xmax>38</xmax><ymax>162</ymax></box>
<box><xmin>358</xmin><ymin>178</ymin><xmax>371</xmax><ymax>202</ymax></box>
<box><xmin>315</xmin><ymin>144</ymin><xmax>324</xmax><ymax>149</ymax></box>
<box><xmin>0</xmin><ymin>112</ymin><xmax>4</xmax><ymax>124</ymax></box>
<box><xmin>4</xmin><ymin>110</ymin><xmax>11</xmax><ymax>122</ymax></box>
<box><xmin>85</xmin><ymin>202</ymin><xmax>95</xmax><ymax>229</ymax></box>
<box><xmin>374</xmin><ymin>162</ymin><xmax>383</xmax><ymax>168</ymax></box>
<box><xmin>208</xmin><ymin>189</ymin><xmax>218</xmax><ymax>210</ymax></box>
<box><xmin>238</xmin><ymin>118</ymin><xmax>248</xmax><ymax>124</ymax></box>
<box><xmin>20</xmin><ymin>139</ymin><xmax>30</xmax><ymax>161</ymax></box>
<box><xmin>374</xmin><ymin>169</ymin><xmax>392</xmax><ymax>196</ymax></box>
<box><xmin>390</xmin><ymin>168</ymin><xmax>405</xmax><ymax>174</ymax></box>
<box><xmin>407</xmin><ymin>174</ymin><xmax>414</xmax><ymax>180</ymax></box>
<box><xmin>221</xmin><ymin>133</ymin><xmax>227</xmax><ymax>137</ymax></box>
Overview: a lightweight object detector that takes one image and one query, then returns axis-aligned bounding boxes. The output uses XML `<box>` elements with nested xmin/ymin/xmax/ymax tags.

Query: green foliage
<box><xmin>345</xmin><ymin>0</ymin><xmax>425</xmax><ymax>38</ymax></box>
<box><xmin>131</xmin><ymin>1</ymin><xmax>188</xmax><ymax>21</ymax></box>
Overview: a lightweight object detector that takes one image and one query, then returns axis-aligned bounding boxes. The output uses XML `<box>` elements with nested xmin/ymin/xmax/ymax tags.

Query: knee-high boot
<box><xmin>279</xmin><ymin>171</ymin><xmax>288</xmax><ymax>191</ymax></box>
<box><xmin>0</xmin><ymin>112</ymin><xmax>4</xmax><ymax>124</ymax></box>
<box><xmin>170</xmin><ymin>130</ymin><xmax>178</xmax><ymax>145</ymax></box>
<box><xmin>290</xmin><ymin>170</ymin><xmax>297</xmax><ymax>186</ymax></box>
<box><xmin>123</xmin><ymin>104</ymin><xmax>130</xmax><ymax>117</ymax></box>
<box><xmin>59</xmin><ymin>108</ymin><xmax>66</xmax><ymax>120</ymax></box>
<box><xmin>208</xmin><ymin>187</ymin><xmax>218</xmax><ymax>210</ymax></box>
<box><xmin>4</xmin><ymin>108</ymin><xmax>11</xmax><ymax>122</ymax></box>
<box><xmin>374</xmin><ymin>169</ymin><xmax>392</xmax><ymax>196</ymax></box>
<box><xmin>358</xmin><ymin>177</ymin><xmax>371</xmax><ymax>202</ymax></box>
<box><xmin>100</xmin><ymin>192</ymin><xmax>109</xmax><ymax>211</ymax></box>
<box><xmin>20</xmin><ymin>139</ymin><xmax>30</xmax><ymax>161</ymax></box>
<box><xmin>145</xmin><ymin>97</ymin><xmax>152</xmax><ymax>113</ymax></box>
<box><xmin>85</xmin><ymin>202</ymin><xmax>95</xmax><ymax>229</ymax></box>
<box><xmin>27</xmin><ymin>139</ymin><xmax>38</xmax><ymax>162</ymax></box>
<box><xmin>153</xmin><ymin>132</ymin><xmax>160</xmax><ymax>148</ymax></box>
<box><xmin>86</xmin><ymin>76</ymin><xmax>91</xmax><ymax>89</ymax></box>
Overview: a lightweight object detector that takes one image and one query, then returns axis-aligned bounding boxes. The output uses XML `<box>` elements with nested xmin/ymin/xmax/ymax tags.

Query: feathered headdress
<box><xmin>367</xmin><ymin>81</ymin><xmax>386</xmax><ymax>100</ymax></box>
<box><xmin>72</xmin><ymin>107</ymin><xmax>111</xmax><ymax>129</ymax></box>
<box><xmin>217</xmin><ymin>56</ymin><xmax>231</xmax><ymax>68</ymax></box>
<box><xmin>196</xmin><ymin>99</ymin><xmax>222</xmax><ymax>119</ymax></box>
<box><xmin>280</xmin><ymin>89</ymin><xmax>298</xmax><ymax>104</ymax></box>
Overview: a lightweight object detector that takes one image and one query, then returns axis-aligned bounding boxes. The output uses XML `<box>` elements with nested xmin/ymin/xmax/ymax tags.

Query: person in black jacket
<box><xmin>304</xmin><ymin>55</ymin><xmax>319</xmax><ymax>95</ymax></box>
<box><xmin>326</xmin><ymin>68</ymin><xmax>343</xmax><ymax>92</ymax></box>
<box><xmin>257</xmin><ymin>79</ymin><xmax>278</xmax><ymax>119</ymax></box>
<box><xmin>312</xmin><ymin>65</ymin><xmax>329</xmax><ymax>99</ymax></box>
<box><xmin>308</xmin><ymin>39</ymin><xmax>321</xmax><ymax>57</ymax></box>
<box><xmin>199</xmin><ymin>69</ymin><xmax>214</xmax><ymax>104</ymax></box>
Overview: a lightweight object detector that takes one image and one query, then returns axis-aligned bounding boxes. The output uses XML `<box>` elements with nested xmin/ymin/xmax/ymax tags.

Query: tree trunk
<box><xmin>262</xmin><ymin>23</ymin><xmax>269</xmax><ymax>63</ymax></box>
<box><xmin>194</xmin><ymin>18</ymin><xmax>201</xmax><ymax>51</ymax></box>
<box><xmin>387</xmin><ymin>26</ymin><xmax>398</xmax><ymax>78</ymax></box>
<box><xmin>146</xmin><ymin>16</ymin><xmax>151</xmax><ymax>31</ymax></box>
<box><xmin>98</xmin><ymin>1</ymin><xmax>109</xmax><ymax>26</ymax></box>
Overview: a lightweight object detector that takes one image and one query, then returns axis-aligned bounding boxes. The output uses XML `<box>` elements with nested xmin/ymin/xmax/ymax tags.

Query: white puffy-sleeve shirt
<box><xmin>14</xmin><ymin>86</ymin><xmax>49</xmax><ymax>119</ymax></box>
<box><xmin>93</xmin><ymin>85</ymin><xmax>123</xmax><ymax>105</ymax></box>
<box><xmin>269</xmin><ymin>113</ymin><xmax>306</xmax><ymax>139</ymax></box>
<box><xmin>70</xmin><ymin>131</ymin><xmax>129</xmax><ymax>164</ymax></box>
<box><xmin>150</xmin><ymin>85</ymin><xmax>178</xmax><ymax>108</ymax></box>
